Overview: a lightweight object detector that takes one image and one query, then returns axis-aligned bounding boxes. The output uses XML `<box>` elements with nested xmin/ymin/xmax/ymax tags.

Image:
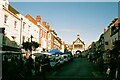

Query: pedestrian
<box><xmin>116</xmin><ymin>54</ymin><xmax>120</xmax><ymax>80</ymax></box>
<box><xmin>41</xmin><ymin>55</ymin><xmax>48</xmax><ymax>80</ymax></box>
<box><xmin>35</xmin><ymin>57</ymin><xmax>40</xmax><ymax>75</ymax></box>
<box><xmin>2</xmin><ymin>56</ymin><xmax>9</xmax><ymax>80</ymax></box>
<box><xmin>97</xmin><ymin>55</ymin><xmax>104</xmax><ymax>74</ymax></box>
<box><xmin>108</xmin><ymin>54</ymin><xmax>117</xmax><ymax>80</ymax></box>
<box><xmin>46</xmin><ymin>55</ymin><xmax>50</xmax><ymax>71</ymax></box>
<box><xmin>26</xmin><ymin>56</ymin><xmax>34</xmax><ymax>76</ymax></box>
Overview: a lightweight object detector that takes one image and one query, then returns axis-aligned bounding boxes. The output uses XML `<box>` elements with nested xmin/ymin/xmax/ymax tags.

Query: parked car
<box><xmin>49</xmin><ymin>55</ymin><xmax>57</xmax><ymax>67</ymax></box>
<box><xmin>59</xmin><ymin>55</ymin><xmax>64</xmax><ymax>64</ymax></box>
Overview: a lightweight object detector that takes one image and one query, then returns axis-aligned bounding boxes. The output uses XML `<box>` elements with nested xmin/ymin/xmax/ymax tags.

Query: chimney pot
<box><xmin>36</xmin><ymin>16</ymin><xmax>41</xmax><ymax>23</ymax></box>
<box><xmin>42</xmin><ymin>21</ymin><xmax>47</xmax><ymax>27</ymax></box>
<box><xmin>104</xmin><ymin>28</ymin><xmax>106</xmax><ymax>33</ymax></box>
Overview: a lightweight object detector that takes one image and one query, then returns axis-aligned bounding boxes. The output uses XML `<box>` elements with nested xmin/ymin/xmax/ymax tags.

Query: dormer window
<box><xmin>2</xmin><ymin>0</ymin><xmax>9</xmax><ymax>9</ymax></box>
<box><xmin>5</xmin><ymin>2</ymin><xmax>7</xmax><ymax>7</ymax></box>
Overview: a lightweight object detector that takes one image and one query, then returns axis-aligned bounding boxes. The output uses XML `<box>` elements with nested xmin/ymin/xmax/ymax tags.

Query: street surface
<box><xmin>46</xmin><ymin>58</ymin><xmax>107</xmax><ymax>80</ymax></box>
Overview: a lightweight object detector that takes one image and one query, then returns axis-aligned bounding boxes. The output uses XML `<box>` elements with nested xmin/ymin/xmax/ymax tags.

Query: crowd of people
<box><xmin>2</xmin><ymin>49</ymin><xmax>120</xmax><ymax>80</ymax></box>
<box><xmin>96</xmin><ymin>50</ymin><xmax>120</xmax><ymax>80</ymax></box>
<box><xmin>2</xmin><ymin>53</ymin><xmax>51</xmax><ymax>80</ymax></box>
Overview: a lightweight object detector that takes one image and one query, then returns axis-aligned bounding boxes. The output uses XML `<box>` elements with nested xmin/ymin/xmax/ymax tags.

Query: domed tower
<box><xmin>72</xmin><ymin>33</ymin><xmax>85</xmax><ymax>56</ymax></box>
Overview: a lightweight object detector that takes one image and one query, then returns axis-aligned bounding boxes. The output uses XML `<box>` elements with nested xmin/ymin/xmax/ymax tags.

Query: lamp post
<box><xmin>30</xmin><ymin>35</ymin><xmax>33</xmax><ymax>42</ymax></box>
<box><xmin>0</xmin><ymin>28</ymin><xmax>5</xmax><ymax>80</ymax></box>
<box><xmin>30</xmin><ymin>35</ymin><xmax>33</xmax><ymax>51</ymax></box>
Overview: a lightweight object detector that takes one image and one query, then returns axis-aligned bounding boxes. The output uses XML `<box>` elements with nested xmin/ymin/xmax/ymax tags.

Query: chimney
<box><xmin>42</xmin><ymin>21</ymin><xmax>47</xmax><ymax>27</ymax></box>
<box><xmin>36</xmin><ymin>16</ymin><xmax>41</xmax><ymax>25</ymax></box>
<box><xmin>104</xmin><ymin>28</ymin><xmax>106</xmax><ymax>33</ymax></box>
<box><xmin>46</xmin><ymin>23</ymin><xmax>50</xmax><ymax>29</ymax></box>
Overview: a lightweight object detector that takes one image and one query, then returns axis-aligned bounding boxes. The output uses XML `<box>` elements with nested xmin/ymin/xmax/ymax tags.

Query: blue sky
<box><xmin>10</xmin><ymin>2</ymin><xmax>118</xmax><ymax>48</ymax></box>
<box><xmin>9</xmin><ymin>0</ymin><xmax>120</xmax><ymax>2</ymax></box>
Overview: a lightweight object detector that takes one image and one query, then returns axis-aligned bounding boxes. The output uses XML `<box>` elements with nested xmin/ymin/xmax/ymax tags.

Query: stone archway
<box><xmin>76</xmin><ymin>50</ymin><xmax>82</xmax><ymax>57</ymax></box>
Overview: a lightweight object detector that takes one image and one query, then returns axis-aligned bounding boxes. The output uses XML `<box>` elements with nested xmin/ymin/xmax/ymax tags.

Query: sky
<box><xmin>10</xmin><ymin>1</ymin><xmax>119</xmax><ymax>48</ymax></box>
<box><xmin>9</xmin><ymin>0</ymin><xmax>120</xmax><ymax>2</ymax></box>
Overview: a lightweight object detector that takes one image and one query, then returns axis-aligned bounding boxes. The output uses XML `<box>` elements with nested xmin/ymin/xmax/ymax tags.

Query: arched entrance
<box><xmin>75</xmin><ymin>50</ymin><xmax>82</xmax><ymax>57</ymax></box>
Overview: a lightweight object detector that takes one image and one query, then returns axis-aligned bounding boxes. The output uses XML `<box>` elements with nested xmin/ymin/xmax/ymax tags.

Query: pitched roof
<box><xmin>25</xmin><ymin>14</ymin><xmax>37</xmax><ymax>25</ymax></box>
<box><xmin>8</xmin><ymin>5</ymin><xmax>20</xmax><ymax>14</ymax></box>
<box><xmin>73</xmin><ymin>37</ymin><xmax>84</xmax><ymax>45</ymax></box>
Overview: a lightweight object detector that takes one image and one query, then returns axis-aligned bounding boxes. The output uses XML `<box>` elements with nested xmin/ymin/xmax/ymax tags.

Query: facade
<box><xmin>46</xmin><ymin>25</ymin><xmax>52</xmax><ymax>51</ymax></box>
<box><xmin>0</xmin><ymin>0</ymin><xmax>64</xmax><ymax>53</ymax></box>
<box><xmin>25</xmin><ymin>15</ymin><xmax>49</xmax><ymax>52</ymax></box>
<box><xmin>98</xmin><ymin>33</ymin><xmax>105</xmax><ymax>52</ymax></box>
<box><xmin>51</xmin><ymin>30</ymin><xmax>62</xmax><ymax>50</ymax></box>
<box><xmin>104</xmin><ymin>18</ymin><xmax>120</xmax><ymax>51</ymax></box>
<box><xmin>0</xmin><ymin>0</ymin><xmax>21</xmax><ymax>51</ymax></box>
<box><xmin>104</xmin><ymin>27</ymin><xmax>112</xmax><ymax>51</ymax></box>
<box><xmin>37</xmin><ymin>21</ymin><xmax>49</xmax><ymax>52</ymax></box>
<box><xmin>72</xmin><ymin>34</ymin><xmax>85</xmax><ymax>55</ymax></box>
<box><xmin>110</xmin><ymin>18</ymin><xmax>120</xmax><ymax>44</ymax></box>
<box><xmin>24</xmin><ymin>14</ymin><xmax>39</xmax><ymax>43</ymax></box>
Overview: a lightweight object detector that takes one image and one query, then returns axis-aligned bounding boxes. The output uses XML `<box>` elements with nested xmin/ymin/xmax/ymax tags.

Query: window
<box><xmin>74</xmin><ymin>44</ymin><xmax>82</xmax><ymax>49</ymax></box>
<box><xmin>14</xmin><ymin>21</ymin><xmax>17</xmax><ymax>28</ymax></box>
<box><xmin>48</xmin><ymin>33</ymin><xmax>51</xmax><ymax>38</ymax></box>
<box><xmin>28</xmin><ymin>25</ymin><xmax>31</xmax><ymax>32</ymax></box>
<box><xmin>4</xmin><ymin>15</ymin><xmax>8</xmax><ymax>24</ymax></box>
<box><xmin>105</xmin><ymin>42</ymin><xmax>108</xmax><ymax>45</ymax></box>
<box><xmin>23</xmin><ymin>22</ymin><xmax>25</xmax><ymax>29</ymax></box>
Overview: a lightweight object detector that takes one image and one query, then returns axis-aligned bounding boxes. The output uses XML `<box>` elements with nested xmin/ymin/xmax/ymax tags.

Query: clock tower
<box><xmin>72</xmin><ymin>33</ymin><xmax>85</xmax><ymax>56</ymax></box>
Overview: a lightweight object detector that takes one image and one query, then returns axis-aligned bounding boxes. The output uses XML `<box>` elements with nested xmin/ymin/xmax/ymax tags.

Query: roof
<box><xmin>108</xmin><ymin>18</ymin><xmax>118</xmax><ymax>28</ymax></box>
<box><xmin>114</xmin><ymin>18</ymin><xmax>120</xmax><ymax>26</ymax></box>
<box><xmin>25</xmin><ymin>14</ymin><xmax>37</xmax><ymax>25</ymax></box>
<box><xmin>73</xmin><ymin>37</ymin><xmax>85</xmax><ymax>45</ymax></box>
<box><xmin>8</xmin><ymin>5</ymin><xmax>20</xmax><ymax>14</ymax></box>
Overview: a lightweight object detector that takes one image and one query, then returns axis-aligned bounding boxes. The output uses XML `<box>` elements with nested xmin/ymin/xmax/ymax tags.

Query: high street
<box><xmin>46</xmin><ymin>58</ymin><xmax>107</xmax><ymax>80</ymax></box>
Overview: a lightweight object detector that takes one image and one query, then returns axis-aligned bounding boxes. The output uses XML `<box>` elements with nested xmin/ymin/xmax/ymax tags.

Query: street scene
<box><xmin>0</xmin><ymin>0</ymin><xmax>120</xmax><ymax>80</ymax></box>
<box><xmin>47</xmin><ymin>58</ymin><xmax>106</xmax><ymax>80</ymax></box>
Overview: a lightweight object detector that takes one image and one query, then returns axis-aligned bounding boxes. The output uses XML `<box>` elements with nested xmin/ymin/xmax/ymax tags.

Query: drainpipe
<box><xmin>20</xmin><ymin>18</ymin><xmax>23</xmax><ymax>46</ymax></box>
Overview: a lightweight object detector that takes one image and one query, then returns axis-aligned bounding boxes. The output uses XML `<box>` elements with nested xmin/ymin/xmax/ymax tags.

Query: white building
<box><xmin>0</xmin><ymin>0</ymin><xmax>40</xmax><ymax>52</ymax></box>
<box><xmin>72</xmin><ymin>34</ymin><xmax>85</xmax><ymax>55</ymax></box>
<box><xmin>24</xmin><ymin>14</ymin><xmax>39</xmax><ymax>43</ymax></box>
<box><xmin>48</xmin><ymin>30</ymin><xmax>52</xmax><ymax>50</ymax></box>
<box><xmin>0</xmin><ymin>0</ymin><xmax>21</xmax><ymax>50</ymax></box>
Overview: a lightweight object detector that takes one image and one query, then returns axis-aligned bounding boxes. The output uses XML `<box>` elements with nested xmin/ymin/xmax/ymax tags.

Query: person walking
<box><xmin>116</xmin><ymin>54</ymin><xmax>120</xmax><ymax>80</ymax></box>
<box><xmin>108</xmin><ymin>54</ymin><xmax>117</xmax><ymax>80</ymax></box>
<box><xmin>97</xmin><ymin>55</ymin><xmax>104</xmax><ymax>74</ymax></box>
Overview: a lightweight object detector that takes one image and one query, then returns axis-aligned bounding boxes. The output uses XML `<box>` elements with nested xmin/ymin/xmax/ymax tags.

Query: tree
<box><xmin>111</xmin><ymin>40</ymin><xmax>120</xmax><ymax>57</ymax></box>
<box><xmin>31</xmin><ymin>41</ymin><xmax>39</xmax><ymax>51</ymax></box>
<box><xmin>64</xmin><ymin>48</ymin><xmax>68</xmax><ymax>52</ymax></box>
<box><xmin>22</xmin><ymin>41</ymin><xmax>39</xmax><ymax>51</ymax></box>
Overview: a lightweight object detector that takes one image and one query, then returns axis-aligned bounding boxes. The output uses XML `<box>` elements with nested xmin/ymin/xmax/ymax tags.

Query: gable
<box><xmin>73</xmin><ymin>38</ymin><xmax>84</xmax><ymax>45</ymax></box>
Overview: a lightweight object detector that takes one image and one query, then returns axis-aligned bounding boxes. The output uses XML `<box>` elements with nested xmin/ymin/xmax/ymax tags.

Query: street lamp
<box><xmin>31</xmin><ymin>35</ymin><xmax>33</xmax><ymax>42</ymax></box>
<box><xmin>30</xmin><ymin>35</ymin><xmax>33</xmax><ymax>51</ymax></box>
